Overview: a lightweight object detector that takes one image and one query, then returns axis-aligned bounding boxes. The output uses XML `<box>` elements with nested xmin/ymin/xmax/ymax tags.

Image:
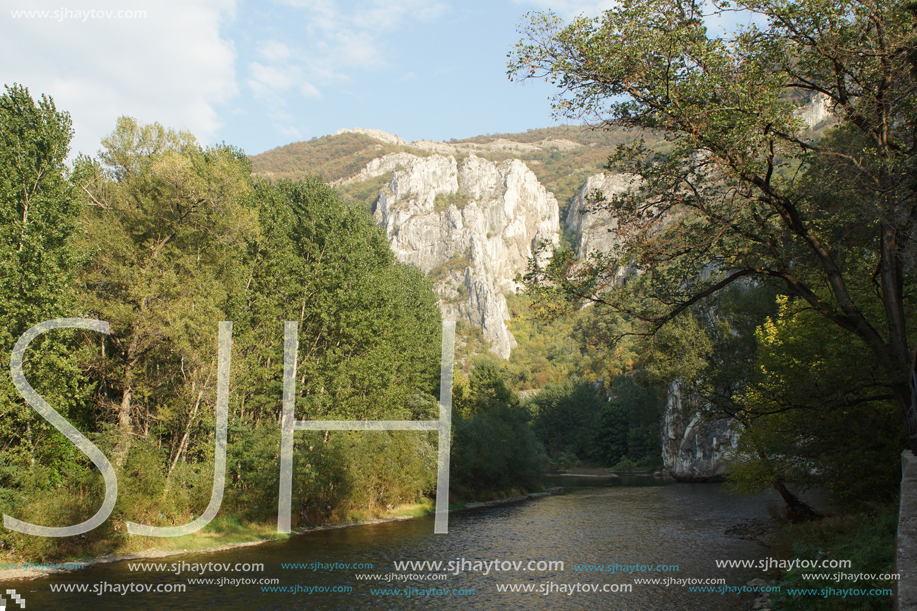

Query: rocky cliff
<box><xmin>254</xmin><ymin>125</ymin><xmax>745</xmax><ymax>478</ymax></box>
<box><xmin>566</xmin><ymin>173</ymin><xmax>739</xmax><ymax>481</ymax></box>
<box><xmin>369</xmin><ymin>152</ymin><xmax>560</xmax><ymax>358</ymax></box>
<box><xmin>662</xmin><ymin>381</ymin><xmax>738</xmax><ymax>481</ymax></box>
<box><xmin>796</xmin><ymin>93</ymin><xmax>833</xmax><ymax>130</ymax></box>
<box><xmin>566</xmin><ymin>172</ymin><xmax>638</xmax><ymax>258</ymax></box>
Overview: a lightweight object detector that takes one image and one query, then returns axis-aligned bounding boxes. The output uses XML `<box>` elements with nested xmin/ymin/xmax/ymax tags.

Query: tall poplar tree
<box><xmin>0</xmin><ymin>85</ymin><xmax>88</xmax><ymax>496</ymax></box>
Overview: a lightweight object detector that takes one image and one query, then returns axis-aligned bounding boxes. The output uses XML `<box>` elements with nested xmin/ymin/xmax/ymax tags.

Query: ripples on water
<box><xmin>8</xmin><ymin>477</ymin><xmax>778</xmax><ymax>610</ymax></box>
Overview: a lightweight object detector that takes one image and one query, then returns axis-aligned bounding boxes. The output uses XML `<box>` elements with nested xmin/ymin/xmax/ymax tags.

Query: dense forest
<box><xmin>0</xmin><ymin>86</ymin><xmax>545</xmax><ymax>561</ymax></box>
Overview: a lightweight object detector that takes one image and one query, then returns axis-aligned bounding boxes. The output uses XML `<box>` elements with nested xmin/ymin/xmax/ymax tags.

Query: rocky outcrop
<box><xmin>371</xmin><ymin>152</ymin><xmax>560</xmax><ymax>358</ymax></box>
<box><xmin>333</xmin><ymin>152</ymin><xmax>416</xmax><ymax>186</ymax></box>
<box><xmin>795</xmin><ymin>93</ymin><xmax>833</xmax><ymax>130</ymax></box>
<box><xmin>411</xmin><ymin>138</ymin><xmax>581</xmax><ymax>156</ymax></box>
<box><xmin>662</xmin><ymin>381</ymin><xmax>738</xmax><ymax>482</ymax></box>
<box><xmin>566</xmin><ymin>173</ymin><xmax>638</xmax><ymax>258</ymax></box>
<box><xmin>334</xmin><ymin>128</ymin><xmax>407</xmax><ymax>146</ymax></box>
<box><xmin>565</xmin><ymin>176</ymin><xmax>737</xmax><ymax>480</ymax></box>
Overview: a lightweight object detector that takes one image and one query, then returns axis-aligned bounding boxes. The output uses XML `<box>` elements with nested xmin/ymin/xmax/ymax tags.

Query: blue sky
<box><xmin>1</xmin><ymin>0</ymin><xmax>762</xmax><ymax>158</ymax></box>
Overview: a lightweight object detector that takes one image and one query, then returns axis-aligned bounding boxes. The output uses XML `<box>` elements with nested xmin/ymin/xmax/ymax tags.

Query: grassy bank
<box><xmin>760</xmin><ymin>503</ymin><xmax>898</xmax><ymax>611</ymax></box>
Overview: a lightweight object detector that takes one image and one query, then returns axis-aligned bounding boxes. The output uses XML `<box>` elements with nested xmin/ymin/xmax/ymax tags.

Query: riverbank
<box><xmin>0</xmin><ymin>490</ymin><xmax>553</xmax><ymax>582</ymax></box>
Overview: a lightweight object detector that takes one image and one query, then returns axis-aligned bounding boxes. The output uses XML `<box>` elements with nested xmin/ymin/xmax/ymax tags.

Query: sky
<box><xmin>0</xmin><ymin>0</ymin><xmax>763</xmax><ymax>159</ymax></box>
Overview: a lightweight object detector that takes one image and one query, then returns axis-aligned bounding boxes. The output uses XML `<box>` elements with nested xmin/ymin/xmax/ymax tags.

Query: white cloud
<box><xmin>0</xmin><ymin>0</ymin><xmax>238</xmax><ymax>157</ymax></box>
<box><xmin>248</xmin><ymin>62</ymin><xmax>298</xmax><ymax>98</ymax></box>
<box><xmin>257</xmin><ymin>39</ymin><xmax>293</xmax><ymax>61</ymax></box>
<box><xmin>353</xmin><ymin>0</ymin><xmax>447</xmax><ymax>30</ymax></box>
<box><xmin>246</xmin><ymin>61</ymin><xmax>321</xmax><ymax>100</ymax></box>
<box><xmin>241</xmin><ymin>0</ymin><xmax>450</xmax><ymax>141</ymax></box>
<box><xmin>299</xmin><ymin>82</ymin><xmax>322</xmax><ymax>98</ymax></box>
<box><xmin>269</xmin><ymin>0</ymin><xmax>448</xmax><ymax>80</ymax></box>
<box><xmin>275</xmin><ymin>123</ymin><xmax>302</xmax><ymax>138</ymax></box>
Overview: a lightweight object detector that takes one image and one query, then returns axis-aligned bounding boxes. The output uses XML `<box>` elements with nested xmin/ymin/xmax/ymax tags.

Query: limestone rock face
<box><xmin>662</xmin><ymin>381</ymin><xmax>738</xmax><ymax>481</ymax></box>
<box><xmin>795</xmin><ymin>93</ymin><xmax>833</xmax><ymax>129</ymax></box>
<box><xmin>565</xmin><ymin>174</ymin><xmax>736</xmax><ymax>480</ymax></box>
<box><xmin>566</xmin><ymin>173</ymin><xmax>638</xmax><ymax>258</ymax></box>
<box><xmin>334</xmin><ymin>152</ymin><xmax>417</xmax><ymax>186</ymax></box>
<box><xmin>371</xmin><ymin>152</ymin><xmax>560</xmax><ymax>358</ymax></box>
<box><xmin>334</xmin><ymin>127</ymin><xmax>407</xmax><ymax>146</ymax></box>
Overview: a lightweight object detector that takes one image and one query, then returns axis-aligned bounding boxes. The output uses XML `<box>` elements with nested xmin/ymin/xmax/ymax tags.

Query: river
<box><xmin>6</xmin><ymin>476</ymin><xmax>778</xmax><ymax>610</ymax></box>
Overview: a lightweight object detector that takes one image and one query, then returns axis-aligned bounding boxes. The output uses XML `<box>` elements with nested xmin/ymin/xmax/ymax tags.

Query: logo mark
<box><xmin>1</xmin><ymin>589</ymin><xmax>25</xmax><ymax>610</ymax></box>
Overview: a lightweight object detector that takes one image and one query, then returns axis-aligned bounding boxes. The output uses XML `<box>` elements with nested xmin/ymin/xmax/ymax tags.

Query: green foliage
<box><xmin>766</xmin><ymin>506</ymin><xmax>897</xmax><ymax>611</ymax></box>
<box><xmin>335</xmin><ymin>173</ymin><xmax>390</xmax><ymax>212</ymax></box>
<box><xmin>527</xmin><ymin>378</ymin><xmax>604</xmax><ymax>457</ymax></box>
<box><xmin>610</xmin><ymin>457</ymin><xmax>641</xmax><ymax>473</ymax></box>
<box><xmin>75</xmin><ymin>117</ymin><xmax>257</xmax><ymax>469</ymax></box>
<box><xmin>233</xmin><ymin>177</ymin><xmax>442</xmax><ymax>422</ymax></box>
<box><xmin>0</xmin><ymin>84</ymin><xmax>98</xmax><ymax>539</ymax></box>
<box><xmin>592</xmin><ymin>376</ymin><xmax>664</xmax><ymax>469</ymax></box>
<box><xmin>224</xmin><ymin>422</ymin><xmax>281</xmax><ymax>519</ymax></box>
<box><xmin>504</xmin><ymin>295</ymin><xmax>666</xmax><ymax>469</ymax></box>
<box><xmin>451</xmin><ymin>405</ymin><xmax>548</xmax><ymax>497</ymax></box>
<box><xmin>331</xmin><ymin>431</ymin><xmax>436</xmax><ymax>515</ymax></box>
<box><xmin>592</xmin><ymin>401</ymin><xmax>628</xmax><ymax>465</ymax></box>
<box><xmin>450</xmin><ymin>361</ymin><xmax>548</xmax><ymax>497</ymax></box>
<box><xmin>503</xmin><ymin>294</ymin><xmax>604</xmax><ymax>390</ymax></box>
<box><xmin>0</xmin><ymin>84</ymin><xmax>79</xmax><ymax>329</ymax></box>
<box><xmin>468</xmin><ymin>359</ymin><xmax>520</xmax><ymax>412</ymax></box>
<box><xmin>728</xmin><ymin>297</ymin><xmax>907</xmax><ymax>510</ymax></box>
<box><xmin>428</xmin><ymin>254</ymin><xmax>471</xmax><ymax>284</ymax></box>
<box><xmin>0</xmin><ymin>104</ymin><xmax>451</xmax><ymax>560</ymax></box>
<box><xmin>551</xmin><ymin>449</ymin><xmax>580</xmax><ymax>470</ymax></box>
<box><xmin>432</xmin><ymin>191</ymin><xmax>471</xmax><ymax>213</ymax></box>
<box><xmin>228</xmin><ymin>428</ymin><xmax>438</xmax><ymax>527</ymax></box>
<box><xmin>452</xmin><ymin>322</ymin><xmax>490</xmax><ymax>376</ymax></box>
<box><xmin>511</xmin><ymin>0</ymin><xmax>917</xmax><ymax>453</ymax></box>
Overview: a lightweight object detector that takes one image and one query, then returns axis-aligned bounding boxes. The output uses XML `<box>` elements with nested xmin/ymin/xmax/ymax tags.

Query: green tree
<box><xmin>229</xmin><ymin>177</ymin><xmax>441</xmax><ymax>425</ymax></box>
<box><xmin>510</xmin><ymin>0</ymin><xmax>917</xmax><ymax>448</ymax></box>
<box><xmin>0</xmin><ymin>84</ymin><xmax>90</xmax><ymax>495</ymax></box>
<box><xmin>450</xmin><ymin>361</ymin><xmax>548</xmax><ymax>497</ymax></box>
<box><xmin>75</xmin><ymin>116</ymin><xmax>257</xmax><ymax>468</ymax></box>
<box><xmin>591</xmin><ymin>376</ymin><xmax>664</xmax><ymax>468</ymax></box>
<box><xmin>527</xmin><ymin>378</ymin><xmax>604</xmax><ymax>457</ymax></box>
<box><xmin>467</xmin><ymin>359</ymin><xmax>519</xmax><ymax>414</ymax></box>
<box><xmin>730</xmin><ymin>296</ymin><xmax>907</xmax><ymax>512</ymax></box>
<box><xmin>223</xmin><ymin>176</ymin><xmax>443</xmax><ymax>523</ymax></box>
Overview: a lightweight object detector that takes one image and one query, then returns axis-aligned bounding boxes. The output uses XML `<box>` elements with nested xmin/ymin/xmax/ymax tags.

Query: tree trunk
<box><xmin>115</xmin><ymin>335</ymin><xmax>139</xmax><ymax>466</ymax></box>
<box><xmin>774</xmin><ymin>481</ymin><xmax>821</xmax><ymax>523</ymax></box>
<box><xmin>167</xmin><ymin>389</ymin><xmax>203</xmax><ymax>482</ymax></box>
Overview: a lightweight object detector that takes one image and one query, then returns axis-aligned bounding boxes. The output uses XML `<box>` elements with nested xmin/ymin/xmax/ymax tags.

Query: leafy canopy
<box><xmin>510</xmin><ymin>0</ymin><xmax>917</xmax><ymax>444</ymax></box>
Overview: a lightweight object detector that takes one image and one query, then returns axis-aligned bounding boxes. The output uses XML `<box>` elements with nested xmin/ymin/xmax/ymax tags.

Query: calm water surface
<box><xmin>9</xmin><ymin>478</ymin><xmax>778</xmax><ymax>610</ymax></box>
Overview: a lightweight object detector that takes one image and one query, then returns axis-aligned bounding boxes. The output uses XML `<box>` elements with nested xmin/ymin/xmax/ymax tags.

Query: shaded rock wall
<box><xmin>662</xmin><ymin>381</ymin><xmax>738</xmax><ymax>482</ymax></box>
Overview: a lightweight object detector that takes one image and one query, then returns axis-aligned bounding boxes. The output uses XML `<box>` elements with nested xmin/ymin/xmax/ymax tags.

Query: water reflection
<box><xmin>8</xmin><ymin>480</ymin><xmax>778</xmax><ymax>610</ymax></box>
